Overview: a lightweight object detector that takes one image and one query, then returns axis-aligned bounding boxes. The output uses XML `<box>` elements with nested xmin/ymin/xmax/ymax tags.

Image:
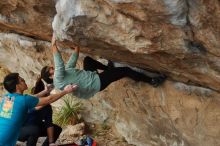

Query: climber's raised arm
<box><xmin>66</xmin><ymin>45</ymin><xmax>80</xmax><ymax>69</ymax></box>
<box><xmin>51</xmin><ymin>34</ymin><xmax>58</xmax><ymax>54</ymax></box>
<box><xmin>71</xmin><ymin>45</ymin><xmax>80</xmax><ymax>56</ymax></box>
<box><xmin>51</xmin><ymin>34</ymin><xmax>65</xmax><ymax>81</ymax></box>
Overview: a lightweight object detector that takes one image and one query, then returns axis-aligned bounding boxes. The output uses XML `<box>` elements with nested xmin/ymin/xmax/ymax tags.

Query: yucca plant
<box><xmin>53</xmin><ymin>94</ymin><xmax>84</xmax><ymax>127</ymax></box>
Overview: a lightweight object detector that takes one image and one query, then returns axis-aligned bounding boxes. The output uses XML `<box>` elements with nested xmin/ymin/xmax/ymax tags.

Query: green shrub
<box><xmin>53</xmin><ymin>94</ymin><xmax>84</xmax><ymax>127</ymax></box>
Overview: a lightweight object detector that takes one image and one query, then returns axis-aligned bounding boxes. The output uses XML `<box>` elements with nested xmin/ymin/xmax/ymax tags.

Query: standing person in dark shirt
<box><xmin>18</xmin><ymin>77</ymin><xmax>62</xmax><ymax>146</ymax></box>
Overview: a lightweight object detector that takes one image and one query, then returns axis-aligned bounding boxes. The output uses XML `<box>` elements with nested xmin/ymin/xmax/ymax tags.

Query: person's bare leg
<box><xmin>43</xmin><ymin>125</ymin><xmax>62</xmax><ymax>146</ymax></box>
<box><xmin>47</xmin><ymin>127</ymin><xmax>54</xmax><ymax>144</ymax></box>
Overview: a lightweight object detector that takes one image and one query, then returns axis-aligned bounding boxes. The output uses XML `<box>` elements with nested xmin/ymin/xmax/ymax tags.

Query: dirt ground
<box><xmin>17</xmin><ymin>122</ymin><xmax>134</xmax><ymax>146</ymax></box>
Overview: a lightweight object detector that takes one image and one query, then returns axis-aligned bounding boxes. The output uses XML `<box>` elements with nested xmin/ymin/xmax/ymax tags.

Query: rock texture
<box><xmin>0</xmin><ymin>66</ymin><xmax>9</xmax><ymax>82</ymax></box>
<box><xmin>82</xmin><ymin>79</ymin><xmax>220</xmax><ymax>146</ymax></box>
<box><xmin>0</xmin><ymin>0</ymin><xmax>55</xmax><ymax>40</ymax></box>
<box><xmin>57</xmin><ymin>123</ymin><xmax>85</xmax><ymax>144</ymax></box>
<box><xmin>0</xmin><ymin>33</ymin><xmax>52</xmax><ymax>85</ymax></box>
<box><xmin>0</xmin><ymin>0</ymin><xmax>220</xmax><ymax>146</ymax></box>
<box><xmin>0</xmin><ymin>0</ymin><xmax>219</xmax><ymax>91</ymax></box>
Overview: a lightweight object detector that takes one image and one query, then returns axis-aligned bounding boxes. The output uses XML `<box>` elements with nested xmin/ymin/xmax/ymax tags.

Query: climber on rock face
<box><xmin>41</xmin><ymin>34</ymin><xmax>166</xmax><ymax>99</ymax></box>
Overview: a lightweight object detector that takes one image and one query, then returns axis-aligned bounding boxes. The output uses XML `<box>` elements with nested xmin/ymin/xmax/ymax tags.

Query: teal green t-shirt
<box><xmin>0</xmin><ymin>93</ymin><xmax>39</xmax><ymax>146</ymax></box>
<box><xmin>53</xmin><ymin>51</ymin><xmax>101</xmax><ymax>99</ymax></box>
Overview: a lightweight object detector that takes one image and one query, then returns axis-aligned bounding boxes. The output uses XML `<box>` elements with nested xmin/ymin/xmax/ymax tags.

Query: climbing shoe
<box><xmin>107</xmin><ymin>60</ymin><xmax>114</xmax><ymax>69</ymax></box>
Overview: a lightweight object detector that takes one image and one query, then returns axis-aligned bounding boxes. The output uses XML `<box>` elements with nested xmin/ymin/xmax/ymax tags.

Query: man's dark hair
<box><xmin>3</xmin><ymin>73</ymin><xmax>19</xmax><ymax>93</ymax></box>
<box><xmin>41</xmin><ymin>66</ymin><xmax>53</xmax><ymax>84</ymax></box>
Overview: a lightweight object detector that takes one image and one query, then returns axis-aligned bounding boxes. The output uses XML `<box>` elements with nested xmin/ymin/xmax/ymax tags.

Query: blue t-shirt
<box><xmin>0</xmin><ymin>93</ymin><xmax>39</xmax><ymax>146</ymax></box>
